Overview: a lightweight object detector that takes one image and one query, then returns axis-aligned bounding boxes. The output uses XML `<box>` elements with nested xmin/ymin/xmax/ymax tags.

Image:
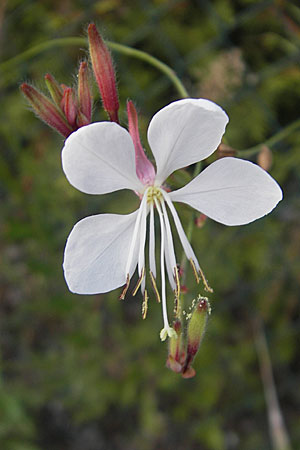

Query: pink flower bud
<box><xmin>127</xmin><ymin>100</ymin><xmax>156</xmax><ymax>185</ymax></box>
<box><xmin>61</xmin><ymin>87</ymin><xmax>77</xmax><ymax>127</ymax></box>
<box><xmin>20</xmin><ymin>83</ymin><xmax>72</xmax><ymax>137</ymax></box>
<box><xmin>166</xmin><ymin>319</ymin><xmax>185</xmax><ymax>373</ymax></box>
<box><xmin>88</xmin><ymin>23</ymin><xmax>119</xmax><ymax>123</ymax></box>
<box><xmin>78</xmin><ymin>61</ymin><xmax>92</xmax><ymax>122</ymax></box>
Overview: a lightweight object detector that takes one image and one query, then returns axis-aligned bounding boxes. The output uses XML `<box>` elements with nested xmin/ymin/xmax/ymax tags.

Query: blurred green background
<box><xmin>1</xmin><ymin>1</ymin><xmax>300</xmax><ymax>449</ymax></box>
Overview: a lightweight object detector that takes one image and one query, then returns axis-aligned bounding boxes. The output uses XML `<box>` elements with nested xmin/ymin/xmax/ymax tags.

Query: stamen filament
<box><xmin>154</xmin><ymin>198</ymin><xmax>170</xmax><ymax>333</ymax></box>
<box><xmin>125</xmin><ymin>190</ymin><xmax>148</xmax><ymax>277</ymax></box>
<box><xmin>160</xmin><ymin>199</ymin><xmax>177</xmax><ymax>291</ymax></box>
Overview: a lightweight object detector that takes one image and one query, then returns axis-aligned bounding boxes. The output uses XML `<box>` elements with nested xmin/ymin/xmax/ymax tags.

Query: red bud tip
<box><xmin>78</xmin><ymin>61</ymin><xmax>92</xmax><ymax>122</ymax></box>
<box><xmin>20</xmin><ymin>83</ymin><xmax>72</xmax><ymax>137</ymax></box>
<box><xmin>88</xmin><ymin>23</ymin><xmax>119</xmax><ymax>123</ymax></box>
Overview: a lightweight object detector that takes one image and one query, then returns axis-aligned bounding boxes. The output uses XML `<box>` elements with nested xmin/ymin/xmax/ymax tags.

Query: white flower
<box><xmin>61</xmin><ymin>98</ymin><xmax>282</xmax><ymax>340</ymax></box>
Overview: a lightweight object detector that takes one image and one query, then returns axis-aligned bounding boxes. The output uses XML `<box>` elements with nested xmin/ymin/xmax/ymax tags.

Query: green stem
<box><xmin>238</xmin><ymin>117</ymin><xmax>300</xmax><ymax>158</ymax></box>
<box><xmin>0</xmin><ymin>37</ymin><xmax>189</xmax><ymax>98</ymax></box>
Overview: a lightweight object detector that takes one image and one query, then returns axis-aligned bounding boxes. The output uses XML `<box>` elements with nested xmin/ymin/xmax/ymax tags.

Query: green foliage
<box><xmin>1</xmin><ymin>0</ymin><xmax>300</xmax><ymax>449</ymax></box>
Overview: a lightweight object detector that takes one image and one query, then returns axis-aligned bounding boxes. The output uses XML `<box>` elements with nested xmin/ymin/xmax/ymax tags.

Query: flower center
<box><xmin>147</xmin><ymin>186</ymin><xmax>162</xmax><ymax>204</ymax></box>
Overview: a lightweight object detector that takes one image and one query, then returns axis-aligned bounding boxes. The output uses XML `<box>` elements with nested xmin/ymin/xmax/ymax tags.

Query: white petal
<box><xmin>170</xmin><ymin>157</ymin><xmax>283</xmax><ymax>226</ymax></box>
<box><xmin>147</xmin><ymin>98</ymin><xmax>229</xmax><ymax>184</ymax></box>
<box><xmin>62</xmin><ymin>122</ymin><xmax>143</xmax><ymax>195</ymax></box>
<box><xmin>63</xmin><ymin>211</ymin><xmax>139</xmax><ymax>294</ymax></box>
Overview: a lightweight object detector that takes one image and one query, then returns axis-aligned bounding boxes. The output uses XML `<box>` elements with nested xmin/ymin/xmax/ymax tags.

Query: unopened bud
<box><xmin>78</xmin><ymin>61</ymin><xmax>92</xmax><ymax>122</ymax></box>
<box><xmin>20</xmin><ymin>83</ymin><xmax>72</xmax><ymax>137</ymax></box>
<box><xmin>61</xmin><ymin>87</ymin><xmax>77</xmax><ymax>127</ymax></box>
<box><xmin>182</xmin><ymin>296</ymin><xmax>210</xmax><ymax>378</ymax></box>
<box><xmin>44</xmin><ymin>73</ymin><xmax>63</xmax><ymax>107</ymax></box>
<box><xmin>257</xmin><ymin>145</ymin><xmax>273</xmax><ymax>171</ymax></box>
<box><xmin>195</xmin><ymin>213</ymin><xmax>207</xmax><ymax>228</ymax></box>
<box><xmin>88</xmin><ymin>23</ymin><xmax>119</xmax><ymax>123</ymax></box>
<box><xmin>127</xmin><ymin>100</ymin><xmax>156</xmax><ymax>185</ymax></box>
<box><xmin>217</xmin><ymin>143</ymin><xmax>237</xmax><ymax>159</ymax></box>
<box><xmin>166</xmin><ymin>319</ymin><xmax>185</xmax><ymax>373</ymax></box>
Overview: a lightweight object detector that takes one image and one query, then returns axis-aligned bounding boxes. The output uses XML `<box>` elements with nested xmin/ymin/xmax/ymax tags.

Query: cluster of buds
<box><xmin>21</xmin><ymin>62</ymin><xmax>92</xmax><ymax>138</ymax></box>
<box><xmin>166</xmin><ymin>296</ymin><xmax>211</xmax><ymax>378</ymax></box>
<box><xmin>21</xmin><ymin>23</ymin><xmax>120</xmax><ymax>137</ymax></box>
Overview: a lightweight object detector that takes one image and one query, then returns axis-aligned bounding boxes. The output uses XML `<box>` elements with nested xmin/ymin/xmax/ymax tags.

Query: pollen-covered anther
<box><xmin>132</xmin><ymin>266</ymin><xmax>145</xmax><ymax>296</ymax></box>
<box><xmin>189</xmin><ymin>258</ymin><xmax>200</xmax><ymax>284</ymax></box>
<box><xmin>149</xmin><ymin>270</ymin><xmax>161</xmax><ymax>303</ymax></box>
<box><xmin>173</xmin><ymin>266</ymin><xmax>181</xmax><ymax>317</ymax></box>
<box><xmin>198</xmin><ymin>266</ymin><xmax>213</xmax><ymax>293</ymax></box>
<box><xmin>147</xmin><ymin>186</ymin><xmax>162</xmax><ymax>204</ymax></box>
<box><xmin>142</xmin><ymin>289</ymin><xmax>149</xmax><ymax>319</ymax></box>
<box><xmin>119</xmin><ymin>273</ymin><xmax>130</xmax><ymax>300</ymax></box>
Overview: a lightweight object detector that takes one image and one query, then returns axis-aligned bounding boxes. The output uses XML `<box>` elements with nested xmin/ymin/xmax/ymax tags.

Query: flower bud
<box><xmin>44</xmin><ymin>73</ymin><xmax>63</xmax><ymax>107</ymax></box>
<box><xmin>166</xmin><ymin>319</ymin><xmax>185</xmax><ymax>373</ymax></box>
<box><xmin>257</xmin><ymin>145</ymin><xmax>273</xmax><ymax>171</ymax></box>
<box><xmin>195</xmin><ymin>213</ymin><xmax>207</xmax><ymax>228</ymax></box>
<box><xmin>127</xmin><ymin>100</ymin><xmax>156</xmax><ymax>185</ymax></box>
<box><xmin>88</xmin><ymin>23</ymin><xmax>119</xmax><ymax>123</ymax></box>
<box><xmin>20</xmin><ymin>83</ymin><xmax>72</xmax><ymax>137</ymax></box>
<box><xmin>182</xmin><ymin>296</ymin><xmax>210</xmax><ymax>378</ymax></box>
<box><xmin>78</xmin><ymin>61</ymin><xmax>92</xmax><ymax>122</ymax></box>
<box><xmin>61</xmin><ymin>87</ymin><xmax>77</xmax><ymax>127</ymax></box>
<box><xmin>217</xmin><ymin>143</ymin><xmax>237</xmax><ymax>158</ymax></box>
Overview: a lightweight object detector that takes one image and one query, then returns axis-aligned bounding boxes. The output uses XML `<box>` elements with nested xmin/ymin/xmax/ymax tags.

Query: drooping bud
<box><xmin>182</xmin><ymin>296</ymin><xmax>210</xmax><ymax>378</ymax></box>
<box><xmin>127</xmin><ymin>100</ymin><xmax>156</xmax><ymax>185</ymax></box>
<box><xmin>44</xmin><ymin>73</ymin><xmax>63</xmax><ymax>107</ymax></box>
<box><xmin>88</xmin><ymin>23</ymin><xmax>119</xmax><ymax>123</ymax></box>
<box><xmin>217</xmin><ymin>143</ymin><xmax>237</xmax><ymax>159</ymax></box>
<box><xmin>20</xmin><ymin>83</ymin><xmax>72</xmax><ymax>137</ymax></box>
<box><xmin>78</xmin><ymin>61</ymin><xmax>92</xmax><ymax>122</ymax></box>
<box><xmin>257</xmin><ymin>145</ymin><xmax>273</xmax><ymax>171</ymax></box>
<box><xmin>61</xmin><ymin>87</ymin><xmax>77</xmax><ymax>127</ymax></box>
<box><xmin>195</xmin><ymin>213</ymin><xmax>207</xmax><ymax>228</ymax></box>
<box><xmin>166</xmin><ymin>319</ymin><xmax>185</xmax><ymax>373</ymax></box>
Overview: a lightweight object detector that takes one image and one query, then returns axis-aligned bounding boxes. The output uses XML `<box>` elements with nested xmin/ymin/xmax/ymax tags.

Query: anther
<box><xmin>189</xmin><ymin>259</ymin><xmax>200</xmax><ymax>284</ymax></box>
<box><xmin>149</xmin><ymin>270</ymin><xmax>161</xmax><ymax>303</ymax></box>
<box><xmin>119</xmin><ymin>274</ymin><xmax>130</xmax><ymax>300</ymax></box>
<box><xmin>198</xmin><ymin>266</ymin><xmax>213</xmax><ymax>293</ymax></box>
<box><xmin>142</xmin><ymin>289</ymin><xmax>149</xmax><ymax>319</ymax></box>
<box><xmin>173</xmin><ymin>266</ymin><xmax>181</xmax><ymax>317</ymax></box>
<box><xmin>132</xmin><ymin>267</ymin><xmax>145</xmax><ymax>296</ymax></box>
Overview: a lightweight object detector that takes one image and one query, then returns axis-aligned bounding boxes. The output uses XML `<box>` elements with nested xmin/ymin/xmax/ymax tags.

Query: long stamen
<box><xmin>162</xmin><ymin>190</ymin><xmax>212</xmax><ymax>292</ymax></box>
<box><xmin>160</xmin><ymin>199</ymin><xmax>177</xmax><ymax>292</ymax></box>
<box><xmin>155</xmin><ymin>198</ymin><xmax>175</xmax><ymax>341</ymax></box>
<box><xmin>137</xmin><ymin>195</ymin><xmax>148</xmax><ymax>294</ymax></box>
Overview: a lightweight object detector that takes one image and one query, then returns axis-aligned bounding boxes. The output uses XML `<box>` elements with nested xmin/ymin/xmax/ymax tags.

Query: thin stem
<box><xmin>253</xmin><ymin>317</ymin><xmax>292</xmax><ymax>450</ymax></box>
<box><xmin>238</xmin><ymin>117</ymin><xmax>300</xmax><ymax>158</ymax></box>
<box><xmin>0</xmin><ymin>37</ymin><xmax>189</xmax><ymax>98</ymax></box>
